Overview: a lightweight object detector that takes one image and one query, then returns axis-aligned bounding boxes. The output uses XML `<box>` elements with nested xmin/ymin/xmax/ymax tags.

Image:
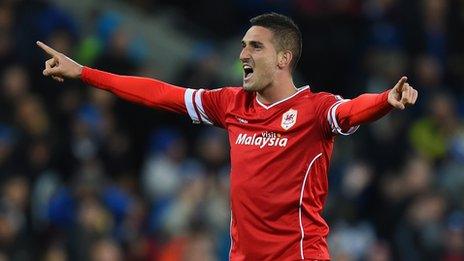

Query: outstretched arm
<box><xmin>37</xmin><ymin>41</ymin><xmax>186</xmax><ymax>113</ymax></box>
<box><xmin>336</xmin><ymin>77</ymin><xmax>418</xmax><ymax>132</ymax></box>
<box><xmin>80</xmin><ymin>67</ymin><xmax>186</xmax><ymax>113</ymax></box>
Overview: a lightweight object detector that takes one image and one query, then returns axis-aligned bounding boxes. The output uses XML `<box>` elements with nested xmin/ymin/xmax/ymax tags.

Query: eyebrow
<box><xmin>242</xmin><ymin>40</ymin><xmax>264</xmax><ymax>48</ymax></box>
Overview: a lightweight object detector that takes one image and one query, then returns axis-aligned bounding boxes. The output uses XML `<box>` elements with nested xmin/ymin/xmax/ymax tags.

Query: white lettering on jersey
<box><xmin>235</xmin><ymin>116</ymin><xmax>248</xmax><ymax>124</ymax></box>
<box><xmin>235</xmin><ymin>132</ymin><xmax>288</xmax><ymax>148</ymax></box>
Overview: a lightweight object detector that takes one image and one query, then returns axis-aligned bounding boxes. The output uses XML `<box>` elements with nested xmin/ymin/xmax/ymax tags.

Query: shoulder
<box><xmin>210</xmin><ymin>86</ymin><xmax>254</xmax><ymax>101</ymax></box>
<box><xmin>208</xmin><ymin>86</ymin><xmax>242</xmax><ymax>93</ymax></box>
<box><xmin>298</xmin><ymin>87</ymin><xmax>332</xmax><ymax>102</ymax></box>
<box><xmin>200</xmin><ymin>87</ymin><xmax>251</xmax><ymax>110</ymax></box>
<box><xmin>310</xmin><ymin>91</ymin><xmax>340</xmax><ymax>101</ymax></box>
<box><xmin>308</xmin><ymin>90</ymin><xmax>344</xmax><ymax>106</ymax></box>
<box><xmin>302</xmin><ymin>89</ymin><xmax>346</xmax><ymax>117</ymax></box>
<box><xmin>203</xmin><ymin>86</ymin><xmax>243</xmax><ymax>98</ymax></box>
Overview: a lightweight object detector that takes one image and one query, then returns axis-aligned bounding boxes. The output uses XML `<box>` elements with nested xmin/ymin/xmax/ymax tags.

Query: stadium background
<box><xmin>0</xmin><ymin>0</ymin><xmax>463</xmax><ymax>260</ymax></box>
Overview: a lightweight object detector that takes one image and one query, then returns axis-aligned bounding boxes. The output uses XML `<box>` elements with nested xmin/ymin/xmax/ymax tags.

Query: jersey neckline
<box><xmin>255</xmin><ymin>85</ymin><xmax>310</xmax><ymax>110</ymax></box>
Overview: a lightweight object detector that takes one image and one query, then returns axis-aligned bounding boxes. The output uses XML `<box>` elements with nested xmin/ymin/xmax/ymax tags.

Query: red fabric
<box><xmin>336</xmin><ymin>90</ymin><xmax>392</xmax><ymax>132</ymax></box>
<box><xmin>81</xmin><ymin>66</ymin><xmax>187</xmax><ymax>114</ymax></box>
<box><xmin>78</xmin><ymin>67</ymin><xmax>395</xmax><ymax>260</ymax></box>
<box><xmin>196</xmin><ymin>87</ymin><xmax>333</xmax><ymax>260</ymax></box>
<box><xmin>196</xmin><ymin>88</ymin><xmax>394</xmax><ymax>260</ymax></box>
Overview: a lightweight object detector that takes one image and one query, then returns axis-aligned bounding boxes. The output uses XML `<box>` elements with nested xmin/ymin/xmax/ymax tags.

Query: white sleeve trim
<box><xmin>184</xmin><ymin>88</ymin><xmax>213</xmax><ymax>125</ymax></box>
<box><xmin>327</xmin><ymin>99</ymin><xmax>360</xmax><ymax>136</ymax></box>
<box><xmin>195</xmin><ymin>89</ymin><xmax>213</xmax><ymax>125</ymax></box>
<box><xmin>184</xmin><ymin>88</ymin><xmax>200</xmax><ymax>123</ymax></box>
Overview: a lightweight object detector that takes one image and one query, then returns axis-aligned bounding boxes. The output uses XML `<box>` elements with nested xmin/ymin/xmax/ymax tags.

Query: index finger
<box><xmin>398</xmin><ymin>76</ymin><xmax>408</xmax><ymax>86</ymax></box>
<box><xmin>396</xmin><ymin>76</ymin><xmax>408</xmax><ymax>93</ymax></box>
<box><xmin>36</xmin><ymin>41</ymin><xmax>59</xmax><ymax>56</ymax></box>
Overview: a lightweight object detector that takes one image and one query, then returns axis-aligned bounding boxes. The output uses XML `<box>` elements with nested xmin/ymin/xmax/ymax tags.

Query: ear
<box><xmin>277</xmin><ymin>50</ymin><xmax>293</xmax><ymax>69</ymax></box>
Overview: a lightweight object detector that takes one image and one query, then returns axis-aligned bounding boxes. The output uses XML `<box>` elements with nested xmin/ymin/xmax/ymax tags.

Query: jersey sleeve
<box><xmin>315</xmin><ymin>92</ymin><xmax>360</xmax><ymax>137</ymax></box>
<box><xmin>81</xmin><ymin>67</ymin><xmax>187</xmax><ymax>114</ymax></box>
<box><xmin>82</xmin><ymin>67</ymin><xmax>236</xmax><ymax>128</ymax></box>
<box><xmin>184</xmin><ymin>87</ymin><xmax>236</xmax><ymax>129</ymax></box>
<box><xmin>336</xmin><ymin>90</ymin><xmax>393</xmax><ymax>128</ymax></box>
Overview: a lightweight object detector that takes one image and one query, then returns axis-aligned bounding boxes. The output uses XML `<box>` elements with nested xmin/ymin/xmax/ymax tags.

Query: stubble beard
<box><xmin>243</xmin><ymin>81</ymin><xmax>264</xmax><ymax>92</ymax></box>
<box><xmin>242</xmin><ymin>83</ymin><xmax>255</xmax><ymax>92</ymax></box>
<box><xmin>243</xmin><ymin>74</ymin><xmax>269</xmax><ymax>92</ymax></box>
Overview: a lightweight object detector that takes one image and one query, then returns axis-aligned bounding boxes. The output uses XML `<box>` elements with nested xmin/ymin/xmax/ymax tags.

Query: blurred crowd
<box><xmin>0</xmin><ymin>0</ymin><xmax>463</xmax><ymax>260</ymax></box>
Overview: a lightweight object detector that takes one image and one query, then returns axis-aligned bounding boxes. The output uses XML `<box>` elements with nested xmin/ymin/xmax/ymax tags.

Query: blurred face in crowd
<box><xmin>2</xmin><ymin>65</ymin><xmax>29</xmax><ymax>100</ymax></box>
<box><xmin>91</xmin><ymin>239</ymin><xmax>122</xmax><ymax>261</ymax></box>
<box><xmin>240</xmin><ymin>26</ymin><xmax>281</xmax><ymax>92</ymax></box>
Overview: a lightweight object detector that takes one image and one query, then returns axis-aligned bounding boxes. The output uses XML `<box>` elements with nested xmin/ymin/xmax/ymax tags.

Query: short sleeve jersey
<box><xmin>184</xmin><ymin>86</ymin><xmax>358</xmax><ymax>260</ymax></box>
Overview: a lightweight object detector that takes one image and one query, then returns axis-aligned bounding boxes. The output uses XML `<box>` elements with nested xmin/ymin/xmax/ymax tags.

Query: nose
<box><xmin>240</xmin><ymin>47</ymin><xmax>250</xmax><ymax>62</ymax></box>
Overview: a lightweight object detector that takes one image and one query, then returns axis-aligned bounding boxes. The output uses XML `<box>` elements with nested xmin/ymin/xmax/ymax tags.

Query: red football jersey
<box><xmin>81</xmin><ymin>67</ymin><xmax>393</xmax><ymax>260</ymax></box>
<box><xmin>184</xmin><ymin>86</ymin><xmax>358</xmax><ymax>260</ymax></box>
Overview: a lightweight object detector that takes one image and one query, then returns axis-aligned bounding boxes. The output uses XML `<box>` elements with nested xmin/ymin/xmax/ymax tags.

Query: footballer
<box><xmin>38</xmin><ymin>13</ymin><xmax>417</xmax><ymax>261</ymax></box>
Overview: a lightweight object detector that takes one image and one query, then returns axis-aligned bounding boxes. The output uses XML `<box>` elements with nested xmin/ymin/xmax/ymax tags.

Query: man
<box><xmin>38</xmin><ymin>13</ymin><xmax>417</xmax><ymax>261</ymax></box>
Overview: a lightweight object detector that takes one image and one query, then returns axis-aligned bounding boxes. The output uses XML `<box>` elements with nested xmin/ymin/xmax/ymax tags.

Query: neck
<box><xmin>256</xmin><ymin>75</ymin><xmax>297</xmax><ymax>105</ymax></box>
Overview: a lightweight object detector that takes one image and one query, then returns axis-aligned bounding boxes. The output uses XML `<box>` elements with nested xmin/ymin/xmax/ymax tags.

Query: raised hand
<box><xmin>36</xmin><ymin>41</ymin><xmax>83</xmax><ymax>82</ymax></box>
<box><xmin>388</xmin><ymin>76</ymin><xmax>418</xmax><ymax>110</ymax></box>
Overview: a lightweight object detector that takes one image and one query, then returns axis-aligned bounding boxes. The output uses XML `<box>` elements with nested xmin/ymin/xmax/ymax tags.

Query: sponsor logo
<box><xmin>235</xmin><ymin>116</ymin><xmax>248</xmax><ymax>124</ymax></box>
<box><xmin>235</xmin><ymin>131</ymin><xmax>288</xmax><ymax>148</ymax></box>
<box><xmin>281</xmin><ymin>109</ymin><xmax>298</xmax><ymax>130</ymax></box>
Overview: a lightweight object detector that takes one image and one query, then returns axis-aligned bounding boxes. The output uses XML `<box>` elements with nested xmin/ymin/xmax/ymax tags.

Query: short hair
<box><xmin>250</xmin><ymin>13</ymin><xmax>302</xmax><ymax>70</ymax></box>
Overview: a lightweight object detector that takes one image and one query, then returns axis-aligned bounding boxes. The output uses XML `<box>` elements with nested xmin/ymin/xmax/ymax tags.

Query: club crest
<box><xmin>281</xmin><ymin>109</ymin><xmax>298</xmax><ymax>130</ymax></box>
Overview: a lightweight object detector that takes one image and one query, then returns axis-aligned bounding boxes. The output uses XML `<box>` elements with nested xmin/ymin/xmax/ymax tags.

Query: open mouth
<box><xmin>243</xmin><ymin>65</ymin><xmax>254</xmax><ymax>81</ymax></box>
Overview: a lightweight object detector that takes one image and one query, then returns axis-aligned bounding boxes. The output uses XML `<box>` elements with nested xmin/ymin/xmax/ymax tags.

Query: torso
<box><xmin>225</xmin><ymin>87</ymin><xmax>334</xmax><ymax>260</ymax></box>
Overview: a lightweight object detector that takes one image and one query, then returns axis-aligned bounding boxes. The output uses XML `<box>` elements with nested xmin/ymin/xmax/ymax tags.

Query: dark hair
<box><xmin>250</xmin><ymin>13</ymin><xmax>302</xmax><ymax>70</ymax></box>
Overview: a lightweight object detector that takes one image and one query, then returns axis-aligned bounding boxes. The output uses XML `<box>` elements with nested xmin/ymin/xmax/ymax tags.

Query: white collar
<box><xmin>255</xmin><ymin>85</ymin><xmax>310</xmax><ymax>110</ymax></box>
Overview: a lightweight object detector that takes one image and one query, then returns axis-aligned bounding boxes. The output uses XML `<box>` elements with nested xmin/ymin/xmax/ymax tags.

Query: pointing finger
<box><xmin>395</xmin><ymin>76</ymin><xmax>408</xmax><ymax>93</ymax></box>
<box><xmin>36</xmin><ymin>41</ymin><xmax>59</xmax><ymax>57</ymax></box>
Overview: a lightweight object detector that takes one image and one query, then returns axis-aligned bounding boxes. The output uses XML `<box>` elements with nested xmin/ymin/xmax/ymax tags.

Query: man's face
<box><xmin>240</xmin><ymin>26</ymin><xmax>279</xmax><ymax>91</ymax></box>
